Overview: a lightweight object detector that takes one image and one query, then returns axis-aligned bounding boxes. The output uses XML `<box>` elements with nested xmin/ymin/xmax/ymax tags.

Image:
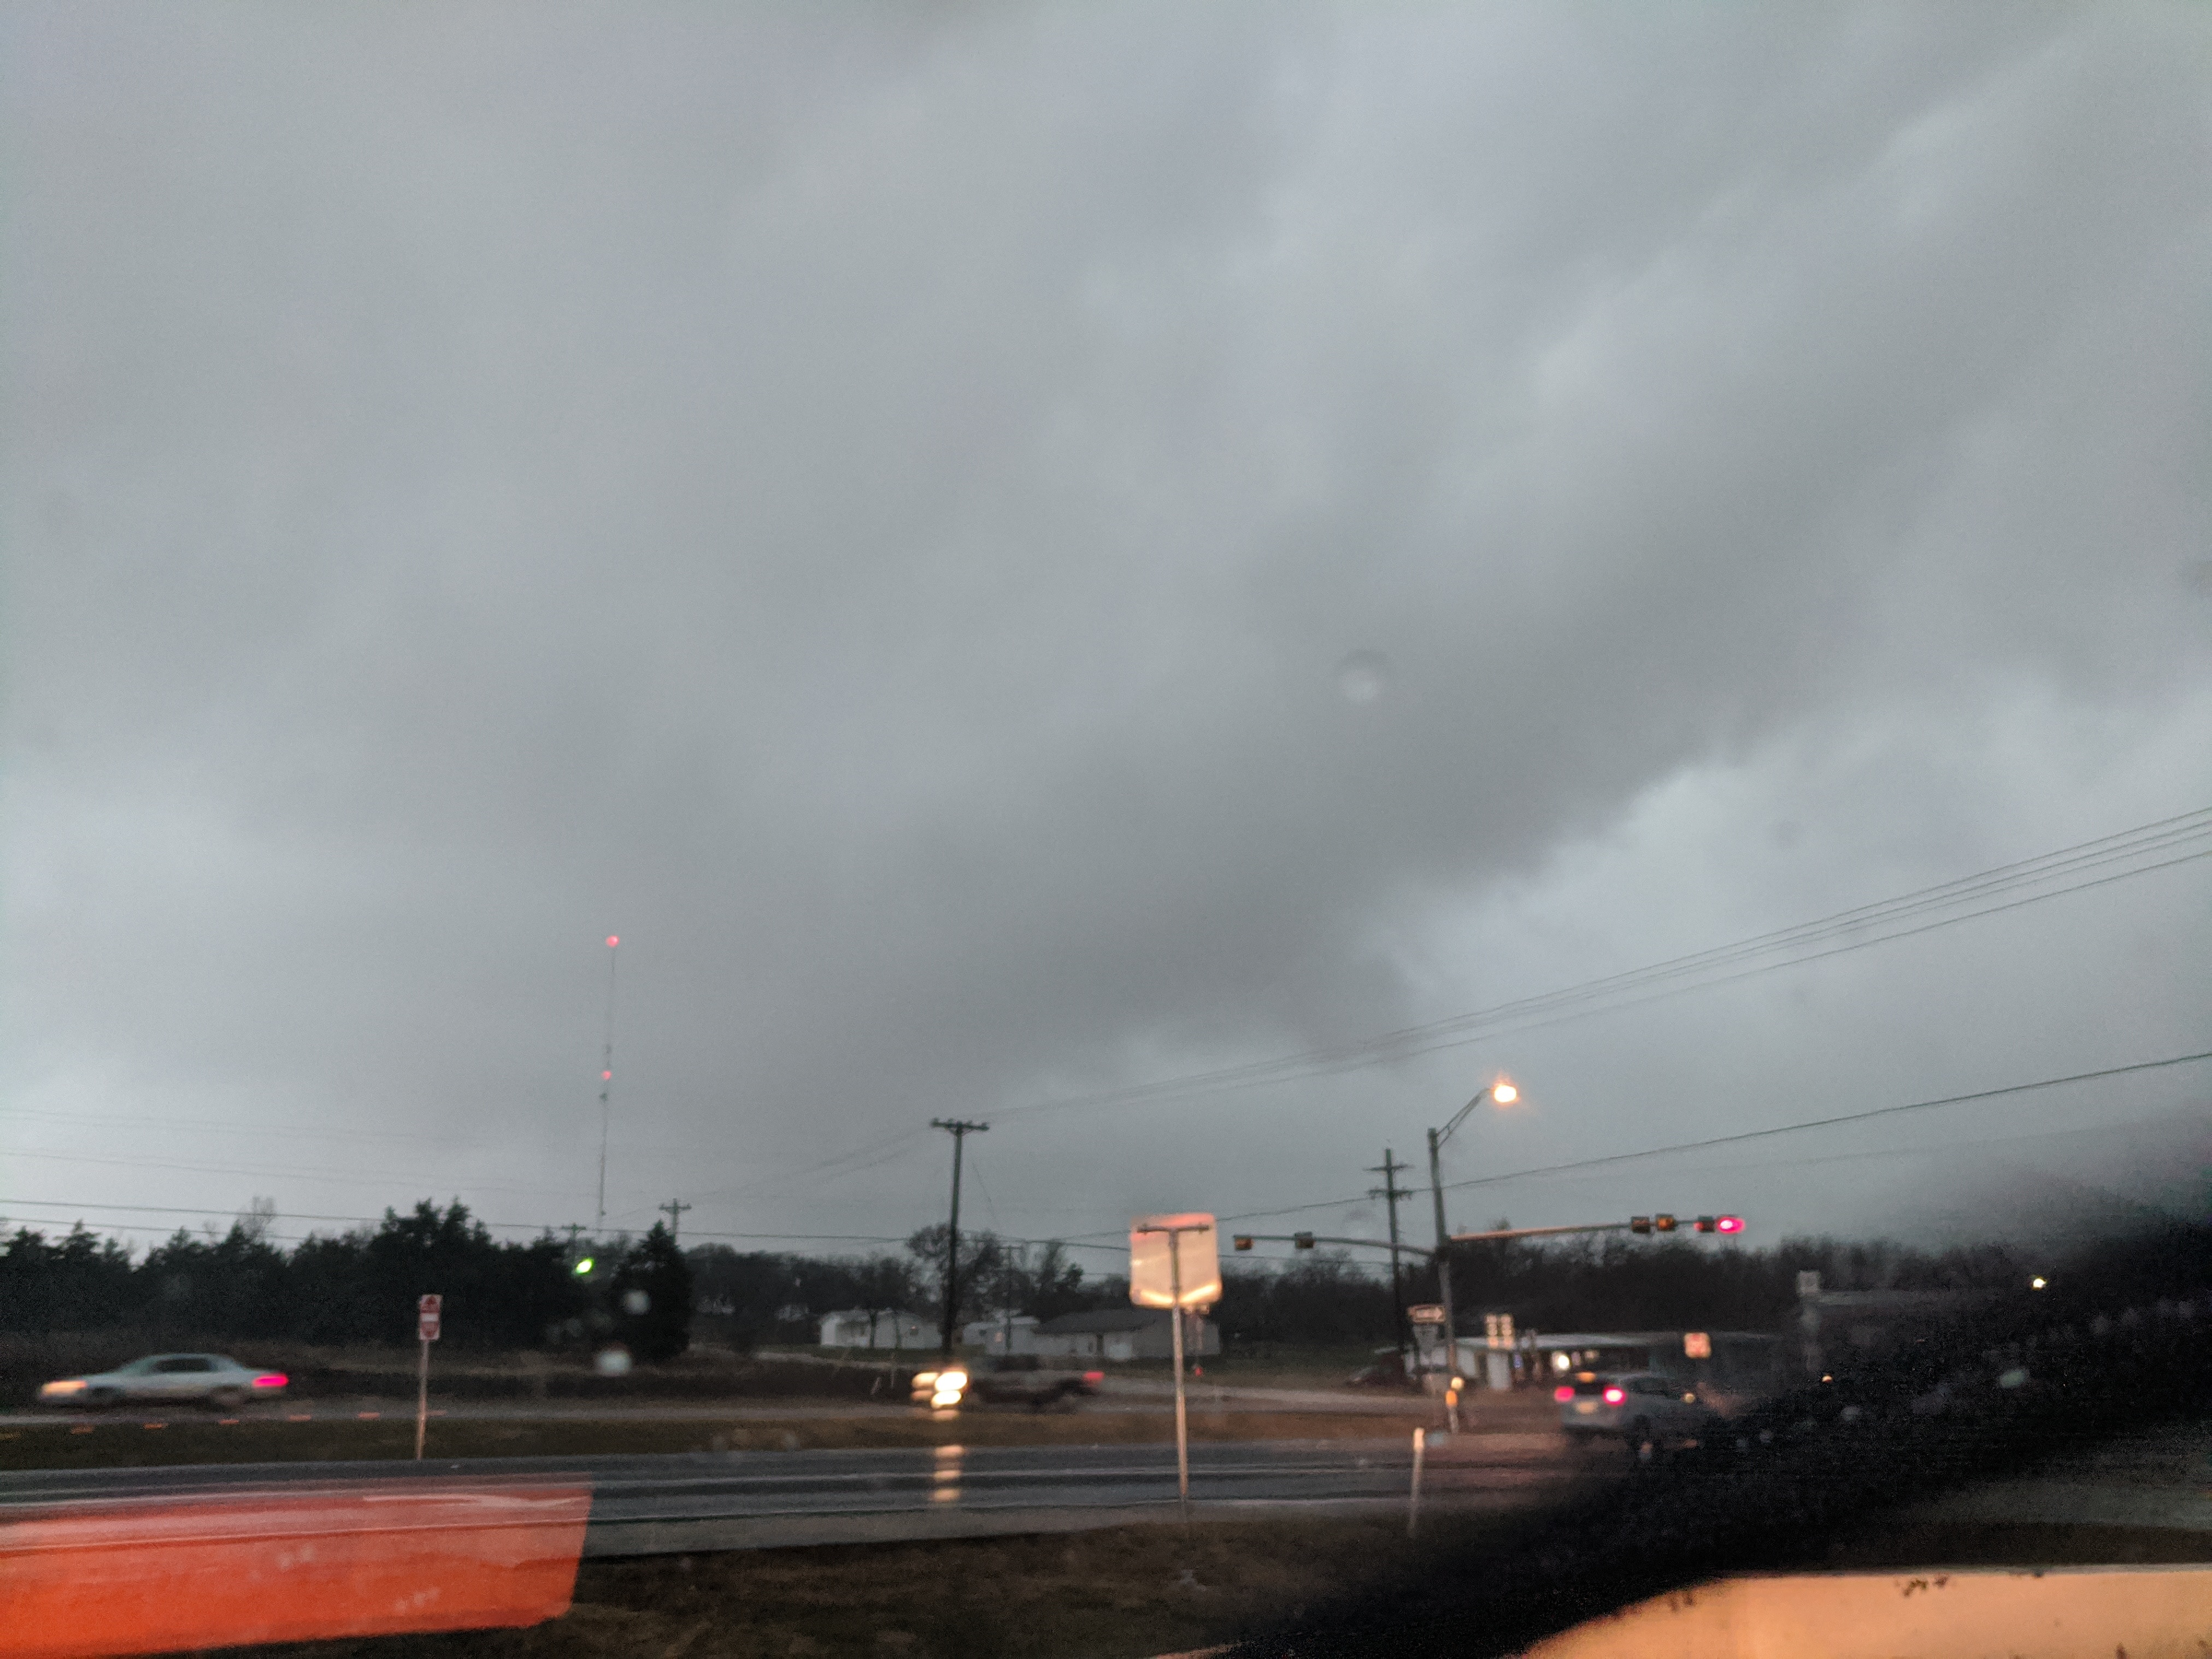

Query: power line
<box><xmin>1216</xmin><ymin>1046</ymin><xmax>2212</xmax><ymax>1225</ymax></box>
<box><xmin>990</xmin><ymin>808</ymin><xmax>2212</xmax><ymax>1121</ymax></box>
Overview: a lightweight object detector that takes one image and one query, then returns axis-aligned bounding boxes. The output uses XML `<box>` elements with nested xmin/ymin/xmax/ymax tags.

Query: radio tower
<box><xmin>596</xmin><ymin>934</ymin><xmax>620</xmax><ymax>1233</ymax></box>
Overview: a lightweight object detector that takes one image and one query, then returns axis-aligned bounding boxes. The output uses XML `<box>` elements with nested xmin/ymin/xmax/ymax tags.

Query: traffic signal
<box><xmin>1693</xmin><ymin>1215</ymin><xmax>1745</xmax><ymax>1234</ymax></box>
<box><xmin>1654</xmin><ymin>1214</ymin><xmax>1677</xmax><ymax>1232</ymax></box>
<box><xmin>1631</xmin><ymin>1216</ymin><xmax>1650</xmax><ymax>1234</ymax></box>
<box><xmin>1233</xmin><ymin>1235</ymin><xmax>1254</xmax><ymax>1251</ymax></box>
<box><xmin>1629</xmin><ymin>1214</ymin><xmax>1678</xmax><ymax>1234</ymax></box>
<box><xmin>1292</xmin><ymin>1232</ymin><xmax>1316</xmax><ymax>1250</ymax></box>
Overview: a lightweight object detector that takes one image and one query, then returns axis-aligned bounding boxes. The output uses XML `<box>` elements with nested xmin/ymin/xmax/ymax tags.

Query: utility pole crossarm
<box><xmin>658</xmin><ymin>1199</ymin><xmax>692</xmax><ymax>1245</ymax></box>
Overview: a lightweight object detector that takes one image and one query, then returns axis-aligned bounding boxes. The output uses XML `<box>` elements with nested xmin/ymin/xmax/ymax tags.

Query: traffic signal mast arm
<box><xmin>1228</xmin><ymin>1215</ymin><xmax>1742</xmax><ymax>1253</ymax></box>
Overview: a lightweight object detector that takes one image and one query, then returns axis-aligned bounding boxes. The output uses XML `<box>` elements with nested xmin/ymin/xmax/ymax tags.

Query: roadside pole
<box><xmin>1129</xmin><ymin>1214</ymin><xmax>1221</xmax><ymax>1531</ymax></box>
<box><xmin>1408</xmin><ymin>1426</ymin><xmax>1426</xmax><ymax>1537</ymax></box>
<box><xmin>415</xmin><ymin>1294</ymin><xmax>442</xmax><ymax>1460</ymax></box>
<box><xmin>1427</xmin><ymin>1126</ymin><xmax>1457</xmax><ymax>1389</ymax></box>
<box><xmin>1169</xmin><ymin>1233</ymin><xmax>1188</xmax><ymax>1521</ymax></box>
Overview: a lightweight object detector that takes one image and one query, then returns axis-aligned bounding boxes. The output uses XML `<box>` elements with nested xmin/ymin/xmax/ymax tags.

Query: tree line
<box><xmin>0</xmin><ymin>1201</ymin><xmax>693</xmax><ymax>1361</ymax></box>
<box><xmin>3</xmin><ymin>1198</ymin><xmax>2043</xmax><ymax>1360</ymax></box>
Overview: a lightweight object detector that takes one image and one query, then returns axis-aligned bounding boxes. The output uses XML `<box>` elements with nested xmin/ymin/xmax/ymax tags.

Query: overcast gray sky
<box><xmin>4</xmin><ymin>3</ymin><xmax>2208</xmax><ymax>1273</ymax></box>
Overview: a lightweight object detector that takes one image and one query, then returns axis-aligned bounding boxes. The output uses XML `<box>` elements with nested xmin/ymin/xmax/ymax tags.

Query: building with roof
<box><xmin>1031</xmin><ymin>1308</ymin><xmax>1220</xmax><ymax>1362</ymax></box>
<box><xmin>816</xmin><ymin>1309</ymin><xmax>941</xmax><ymax>1351</ymax></box>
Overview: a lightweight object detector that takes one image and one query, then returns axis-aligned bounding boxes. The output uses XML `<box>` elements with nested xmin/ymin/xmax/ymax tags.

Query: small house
<box><xmin>1030</xmin><ymin>1308</ymin><xmax>1220</xmax><ymax>1363</ymax></box>
<box><xmin>816</xmin><ymin>1309</ymin><xmax>942</xmax><ymax>1351</ymax></box>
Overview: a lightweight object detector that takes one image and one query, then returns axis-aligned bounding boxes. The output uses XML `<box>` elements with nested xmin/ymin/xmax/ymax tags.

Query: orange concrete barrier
<box><xmin>0</xmin><ymin>1479</ymin><xmax>591</xmax><ymax>1659</ymax></box>
<box><xmin>1519</xmin><ymin>1564</ymin><xmax>2212</xmax><ymax>1658</ymax></box>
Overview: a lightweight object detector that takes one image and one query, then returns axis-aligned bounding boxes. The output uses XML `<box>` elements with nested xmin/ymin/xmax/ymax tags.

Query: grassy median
<box><xmin>0</xmin><ymin>1405</ymin><xmax>1455</xmax><ymax>1470</ymax></box>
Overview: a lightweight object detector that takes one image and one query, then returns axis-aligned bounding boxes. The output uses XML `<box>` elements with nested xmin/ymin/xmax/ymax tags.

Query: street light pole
<box><xmin>1428</xmin><ymin>1080</ymin><xmax>1516</xmax><ymax>1386</ymax></box>
<box><xmin>1427</xmin><ymin>1125</ymin><xmax>1454</xmax><ymax>1372</ymax></box>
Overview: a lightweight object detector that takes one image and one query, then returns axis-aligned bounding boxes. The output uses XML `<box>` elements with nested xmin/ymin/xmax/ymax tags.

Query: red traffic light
<box><xmin>1715</xmin><ymin>1215</ymin><xmax>1744</xmax><ymax>1234</ymax></box>
<box><xmin>1233</xmin><ymin>1235</ymin><xmax>1254</xmax><ymax>1251</ymax></box>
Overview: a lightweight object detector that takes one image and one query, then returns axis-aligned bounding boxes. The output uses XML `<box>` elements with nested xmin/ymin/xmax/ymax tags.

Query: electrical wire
<box><xmin>991</xmin><ymin>808</ymin><xmax>2212</xmax><ymax>1120</ymax></box>
<box><xmin>1215</xmin><ymin>1047</ymin><xmax>2212</xmax><ymax>1224</ymax></box>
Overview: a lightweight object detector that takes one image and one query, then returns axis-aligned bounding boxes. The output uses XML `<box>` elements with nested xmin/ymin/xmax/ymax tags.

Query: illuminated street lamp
<box><xmin>1427</xmin><ymin>1079</ymin><xmax>1517</xmax><ymax>1388</ymax></box>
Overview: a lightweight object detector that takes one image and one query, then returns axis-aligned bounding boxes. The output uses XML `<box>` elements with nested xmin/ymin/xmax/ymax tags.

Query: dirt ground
<box><xmin>216</xmin><ymin>1510</ymin><xmax>1553</xmax><ymax>1659</ymax></box>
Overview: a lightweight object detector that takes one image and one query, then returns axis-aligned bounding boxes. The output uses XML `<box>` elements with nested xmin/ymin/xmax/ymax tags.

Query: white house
<box><xmin>816</xmin><ymin>1309</ymin><xmax>942</xmax><ymax>1350</ymax></box>
<box><xmin>959</xmin><ymin>1314</ymin><xmax>1041</xmax><ymax>1355</ymax></box>
<box><xmin>1030</xmin><ymin>1309</ymin><xmax>1219</xmax><ymax>1362</ymax></box>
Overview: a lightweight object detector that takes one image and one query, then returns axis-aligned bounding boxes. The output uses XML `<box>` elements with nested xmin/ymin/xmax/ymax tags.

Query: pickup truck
<box><xmin>964</xmin><ymin>1354</ymin><xmax>1105</xmax><ymax>1409</ymax></box>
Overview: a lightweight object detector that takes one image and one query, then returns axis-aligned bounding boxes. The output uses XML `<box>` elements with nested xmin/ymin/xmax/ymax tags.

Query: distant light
<box><xmin>594</xmin><ymin>1346</ymin><xmax>632</xmax><ymax>1376</ymax></box>
<box><xmin>1491</xmin><ymin>1080</ymin><xmax>1518</xmax><ymax>1105</ymax></box>
<box><xmin>1554</xmin><ymin>1385</ymin><xmax>1575</xmax><ymax>1402</ymax></box>
<box><xmin>1715</xmin><ymin>1216</ymin><xmax>1745</xmax><ymax>1234</ymax></box>
<box><xmin>602</xmin><ymin>1070</ymin><xmax>613</xmax><ymax>1081</ymax></box>
<box><xmin>607</xmin><ymin>936</ymin><xmax>619</xmax><ymax>948</ymax></box>
<box><xmin>573</xmin><ymin>1257</ymin><xmax>595</xmax><ymax>1276</ymax></box>
<box><xmin>2030</xmin><ymin>1276</ymin><xmax>2046</xmax><ymax>1290</ymax></box>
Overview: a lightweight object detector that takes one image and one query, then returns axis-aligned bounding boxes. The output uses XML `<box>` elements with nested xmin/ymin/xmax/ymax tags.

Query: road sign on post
<box><xmin>1130</xmin><ymin>1214</ymin><xmax>1217</xmax><ymax>1525</ymax></box>
<box><xmin>415</xmin><ymin>1295</ymin><xmax>442</xmax><ymax>1460</ymax></box>
<box><xmin>1408</xmin><ymin>1304</ymin><xmax>1446</xmax><ymax>1325</ymax></box>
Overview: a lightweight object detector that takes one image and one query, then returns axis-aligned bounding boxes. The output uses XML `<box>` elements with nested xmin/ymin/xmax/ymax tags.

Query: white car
<box><xmin>37</xmin><ymin>1353</ymin><xmax>289</xmax><ymax>1410</ymax></box>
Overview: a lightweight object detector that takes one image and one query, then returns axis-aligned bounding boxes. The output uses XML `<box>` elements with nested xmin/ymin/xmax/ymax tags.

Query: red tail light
<box><xmin>1083</xmin><ymin>1371</ymin><xmax>1103</xmax><ymax>1383</ymax></box>
<box><xmin>1554</xmin><ymin>1385</ymin><xmax>1574</xmax><ymax>1402</ymax></box>
<box><xmin>252</xmin><ymin>1373</ymin><xmax>287</xmax><ymax>1389</ymax></box>
<box><xmin>1602</xmin><ymin>1385</ymin><xmax>1626</xmax><ymax>1405</ymax></box>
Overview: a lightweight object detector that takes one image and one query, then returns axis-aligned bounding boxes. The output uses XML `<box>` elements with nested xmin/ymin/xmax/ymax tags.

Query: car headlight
<box><xmin>40</xmin><ymin>1380</ymin><xmax>88</xmax><ymax>1397</ymax></box>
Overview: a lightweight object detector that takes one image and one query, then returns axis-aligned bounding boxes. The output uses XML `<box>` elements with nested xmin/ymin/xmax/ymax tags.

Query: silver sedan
<box><xmin>37</xmin><ymin>1352</ymin><xmax>289</xmax><ymax>1410</ymax></box>
<box><xmin>1557</xmin><ymin>1369</ymin><xmax>1719</xmax><ymax>1455</ymax></box>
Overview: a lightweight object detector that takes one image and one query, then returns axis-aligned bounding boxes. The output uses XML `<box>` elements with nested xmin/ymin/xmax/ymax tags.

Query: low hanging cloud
<box><xmin>3</xmin><ymin>3</ymin><xmax>2208</xmax><ymax>1250</ymax></box>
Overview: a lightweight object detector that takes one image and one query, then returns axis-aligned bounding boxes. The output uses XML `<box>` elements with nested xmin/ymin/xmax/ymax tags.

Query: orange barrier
<box><xmin>1518</xmin><ymin>1564</ymin><xmax>2212</xmax><ymax>1658</ymax></box>
<box><xmin>0</xmin><ymin>1479</ymin><xmax>591</xmax><ymax>1659</ymax></box>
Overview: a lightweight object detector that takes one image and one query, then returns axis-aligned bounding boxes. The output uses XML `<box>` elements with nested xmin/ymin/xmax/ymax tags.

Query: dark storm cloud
<box><xmin>3</xmin><ymin>4</ymin><xmax>2208</xmax><ymax>1244</ymax></box>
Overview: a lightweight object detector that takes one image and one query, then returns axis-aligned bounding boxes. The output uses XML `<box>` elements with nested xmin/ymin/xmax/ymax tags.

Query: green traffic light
<box><xmin>573</xmin><ymin>1256</ymin><xmax>595</xmax><ymax>1276</ymax></box>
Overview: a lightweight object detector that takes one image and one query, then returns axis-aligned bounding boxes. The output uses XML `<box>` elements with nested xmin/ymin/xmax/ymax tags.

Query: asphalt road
<box><xmin>0</xmin><ymin>1432</ymin><xmax>1584</xmax><ymax>1555</ymax></box>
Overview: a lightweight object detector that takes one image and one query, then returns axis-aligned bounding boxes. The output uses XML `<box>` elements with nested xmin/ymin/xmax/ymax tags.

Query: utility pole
<box><xmin>596</xmin><ymin>935</ymin><xmax>620</xmax><ymax>1232</ymax></box>
<box><xmin>1368</xmin><ymin>1149</ymin><xmax>1413</xmax><ymax>1370</ymax></box>
<box><xmin>929</xmin><ymin>1119</ymin><xmax>988</xmax><ymax>1357</ymax></box>
<box><xmin>562</xmin><ymin>1222</ymin><xmax>586</xmax><ymax>1254</ymax></box>
<box><xmin>658</xmin><ymin>1199</ymin><xmax>691</xmax><ymax>1246</ymax></box>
